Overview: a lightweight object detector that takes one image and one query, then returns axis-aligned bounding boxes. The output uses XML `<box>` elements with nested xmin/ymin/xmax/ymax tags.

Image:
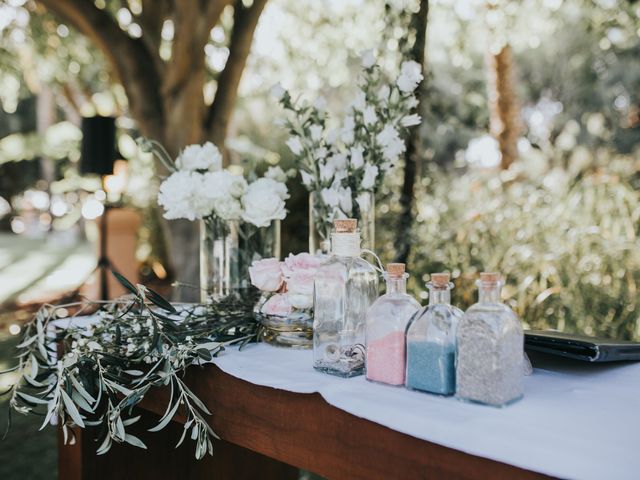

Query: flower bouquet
<box><xmin>147</xmin><ymin>140</ymin><xmax>290</xmax><ymax>302</ymax></box>
<box><xmin>275</xmin><ymin>50</ymin><xmax>423</xmax><ymax>253</ymax></box>
<box><xmin>249</xmin><ymin>252</ymin><xmax>324</xmax><ymax>348</ymax></box>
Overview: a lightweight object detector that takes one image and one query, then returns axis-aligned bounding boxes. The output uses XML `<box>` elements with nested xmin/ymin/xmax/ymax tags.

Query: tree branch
<box><xmin>204</xmin><ymin>0</ymin><xmax>268</xmax><ymax>147</ymax></box>
<box><xmin>37</xmin><ymin>0</ymin><xmax>165</xmax><ymax>140</ymax></box>
<box><xmin>136</xmin><ymin>0</ymin><xmax>170</xmax><ymax>75</ymax></box>
<box><xmin>394</xmin><ymin>0</ymin><xmax>429</xmax><ymax>264</ymax></box>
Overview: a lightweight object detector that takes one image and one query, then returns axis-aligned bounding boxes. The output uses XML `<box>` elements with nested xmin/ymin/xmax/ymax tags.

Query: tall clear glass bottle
<box><xmin>313</xmin><ymin>219</ymin><xmax>378</xmax><ymax>377</ymax></box>
<box><xmin>365</xmin><ymin>263</ymin><xmax>420</xmax><ymax>386</ymax></box>
<box><xmin>456</xmin><ymin>272</ymin><xmax>524</xmax><ymax>406</ymax></box>
<box><xmin>405</xmin><ymin>273</ymin><xmax>462</xmax><ymax>395</ymax></box>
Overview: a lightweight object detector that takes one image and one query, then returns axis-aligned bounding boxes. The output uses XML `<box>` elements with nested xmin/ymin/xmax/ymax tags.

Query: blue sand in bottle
<box><xmin>406</xmin><ymin>341</ymin><xmax>456</xmax><ymax>395</ymax></box>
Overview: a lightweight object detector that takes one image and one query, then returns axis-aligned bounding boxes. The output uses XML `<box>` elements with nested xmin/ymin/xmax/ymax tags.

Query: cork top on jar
<box><xmin>430</xmin><ymin>272</ymin><xmax>450</xmax><ymax>287</ymax></box>
<box><xmin>386</xmin><ymin>263</ymin><xmax>406</xmax><ymax>278</ymax></box>
<box><xmin>334</xmin><ymin>218</ymin><xmax>358</xmax><ymax>233</ymax></box>
<box><xmin>480</xmin><ymin>272</ymin><xmax>501</xmax><ymax>284</ymax></box>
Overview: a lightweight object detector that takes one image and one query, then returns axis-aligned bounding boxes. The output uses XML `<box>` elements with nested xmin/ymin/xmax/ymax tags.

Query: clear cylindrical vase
<box><xmin>200</xmin><ymin>218</ymin><xmax>280</xmax><ymax>303</ymax></box>
<box><xmin>308</xmin><ymin>191</ymin><xmax>375</xmax><ymax>254</ymax></box>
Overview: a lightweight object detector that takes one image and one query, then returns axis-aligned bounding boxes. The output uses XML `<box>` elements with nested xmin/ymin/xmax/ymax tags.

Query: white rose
<box><xmin>265</xmin><ymin>166</ymin><xmax>287</xmax><ymax>183</ymax></box>
<box><xmin>286</xmin><ymin>136</ymin><xmax>303</xmax><ymax>155</ymax></box>
<box><xmin>241</xmin><ymin>178</ymin><xmax>289</xmax><ymax>228</ymax></box>
<box><xmin>397</xmin><ymin>60</ymin><xmax>424</xmax><ymax>93</ymax></box>
<box><xmin>350</xmin><ymin>146</ymin><xmax>365</xmax><ymax>169</ymax></box>
<box><xmin>361</xmin><ymin>164</ymin><xmax>378</xmax><ymax>190</ymax></box>
<box><xmin>176</xmin><ymin>142</ymin><xmax>223</xmax><ymax>172</ymax></box>
<box><xmin>361</xmin><ymin>49</ymin><xmax>376</xmax><ymax>68</ymax></box>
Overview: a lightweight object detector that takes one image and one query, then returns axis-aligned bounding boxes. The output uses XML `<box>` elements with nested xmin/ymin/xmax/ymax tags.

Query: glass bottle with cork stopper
<box><xmin>455</xmin><ymin>272</ymin><xmax>524</xmax><ymax>406</ymax></box>
<box><xmin>365</xmin><ymin>263</ymin><xmax>420</xmax><ymax>386</ymax></box>
<box><xmin>405</xmin><ymin>272</ymin><xmax>462</xmax><ymax>395</ymax></box>
<box><xmin>313</xmin><ymin>219</ymin><xmax>378</xmax><ymax>377</ymax></box>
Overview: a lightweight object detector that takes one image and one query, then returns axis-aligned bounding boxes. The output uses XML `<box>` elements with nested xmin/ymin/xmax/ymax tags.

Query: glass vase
<box><xmin>254</xmin><ymin>294</ymin><xmax>313</xmax><ymax>349</ymax></box>
<box><xmin>200</xmin><ymin>218</ymin><xmax>280</xmax><ymax>303</ymax></box>
<box><xmin>308</xmin><ymin>191</ymin><xmax>375</xmax><ymax>254</ymax></box>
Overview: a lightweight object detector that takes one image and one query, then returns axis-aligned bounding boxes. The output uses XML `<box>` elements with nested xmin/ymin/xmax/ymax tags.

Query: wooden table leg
<box><xmin>58</xmin><ymin>410</ymin><xmax>299</xmax><ymax>480</ymax></box>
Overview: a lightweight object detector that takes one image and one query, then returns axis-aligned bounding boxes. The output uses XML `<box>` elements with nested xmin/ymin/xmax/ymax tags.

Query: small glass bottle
<box><xmin>313</xmin><ymin>219</ymin><xmax>378</xmax><ymax>377</ymax></box>
<box><xmin>405</xmin><ymin>273</ymin><xmax>462</xmax><ymax>395</ymax></box>
<box><xmin>365</xmin><ymin>263</ymin><xmax>420</xmax><ymax>386</ymax></box>
<box><xmin>455</xmin><ymin>272</ymin><xmax>524</xmax><ymax>406</ymax></box>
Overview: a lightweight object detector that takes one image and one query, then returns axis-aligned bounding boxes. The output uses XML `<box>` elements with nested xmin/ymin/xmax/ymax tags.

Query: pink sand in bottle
<box><xmin>366</xmin><ymin>330</ymin><xmax>406</xmax><ymax>385</ymax></box>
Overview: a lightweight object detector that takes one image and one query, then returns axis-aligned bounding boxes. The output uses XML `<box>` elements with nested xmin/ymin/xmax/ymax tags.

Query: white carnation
<box><xmin>158</xmin><ymin>171</ymin><xmax>214</xmax><ymax>220</ymax></box>
<box><xmin>176</xmin><ymin>142</ymin><xmax>222</xmax><ymax>172</ymax></box>
<box><xmin>286</xmin><ymin>136</ymin><xmax>303</xmax><ymax>155</ymax></box>
<box><xmin>350</xmin><ymin>146</ymin><xmax>365</xmax><ymax>169</ymax></box>
<box><xmin>397</xmin><ymin>60</ymin><xmax>423</xmax><ymax>93</ymax></box>
<box><xmin>214</xmin><ymin>197</ymin><xmax>243</xmax><ymax>221</ymax></box>
<box><xmin>201</xmin><ymin>171</ymin><xmax>247</xmax><ymax>200</ymax></box>
<box><xmin>241</xmin><ymin>179</ymin><xmax>289</xmax><ymax>228</ymax></box>
<box><xmin>361</xmin><ymin>164</ymin><xmax>379</xmax><ymax>190</ymax></box>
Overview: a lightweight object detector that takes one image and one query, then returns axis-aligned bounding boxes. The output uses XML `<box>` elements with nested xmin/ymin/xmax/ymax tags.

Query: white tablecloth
<box><xmin>212</xmin><ymin>343</ymin><xmax>640</xmax><ymax>480</ymax></box>
<box><xmin>52</xmin><ymin>316</ymin><xmax>639</xmax><ymax>479</ymax></box>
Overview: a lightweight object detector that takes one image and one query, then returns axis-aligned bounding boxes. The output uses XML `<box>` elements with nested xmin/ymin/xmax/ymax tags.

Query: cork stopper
<box><xmin>386</xmin><ymin>263</ymin><xmax>406</xmax><ymax>278</ymax></box>
<box><xmin>334</xmin><ymin>218</ymin><xmax>357</xmax><ymax>233</ymax></box>
<box><xmin>480</xmin><ymin>272</ymin><xmax>501</xmax><ymax>284</ymax></box>
<box><xmin>430</xmin><ymin>272</ymin><xmax>450</xmax><ymax>287</ymax></box>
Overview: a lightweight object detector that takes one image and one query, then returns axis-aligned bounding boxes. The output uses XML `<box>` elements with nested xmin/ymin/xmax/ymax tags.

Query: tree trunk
<box><xmin>486</xmin><ymin>43</ymin><xmax>520</xmax><ymax>170</ymax></box>
<box><xmin>394</xmin><ymin>0</ymin><xmax>429</xmax><ymax>265</ymax></box>
<box><xmin>37</xmin><ymin>0</ymin><xmax>269</xmax><ymax>301</ymax></box>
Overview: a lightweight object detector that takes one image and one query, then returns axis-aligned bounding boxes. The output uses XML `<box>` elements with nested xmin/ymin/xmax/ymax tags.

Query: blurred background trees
<box><xmin>0</xmin><ymin>0</ymin><xmax>639</xmax><ymax>336</ymax></box>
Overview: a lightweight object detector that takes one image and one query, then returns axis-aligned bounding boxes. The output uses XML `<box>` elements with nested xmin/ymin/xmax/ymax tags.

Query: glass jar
<box><xmin>255</xmin><ymin>293</ymin><xmax>313</xmax><ymax>349</ymax></box>
<box><xmin>455</xmin><ymin>272</ymin><xmax>524</xmax><ymax>406</ymax></box>
<box><xmin>365</xmin><ymin>263</ymin><xmax>420</xmax><ymax>386</ymax></box>
<box><xmin>200</xmin><ymin>218</ymin><xmax>280</xmax><ymax>303</ymax></box>
<box><xmin>309</xmin><ymin>191</ymin><xmax>375</xmax><ymax>254</ymax></box>
<box><xmin>313</xmin><ymin>219</ymin><xmax>378</xmax><ymax>377</ymax></box>
<box><xmin>405</xmin><ymin>273</ymin><xmax>462</xmax><ymax>395</ymax></box>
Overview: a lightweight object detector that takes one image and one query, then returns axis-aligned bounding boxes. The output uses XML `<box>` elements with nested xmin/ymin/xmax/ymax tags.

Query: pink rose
<box><xmin>281</xmin><ymin>252</ymin><xmax>324</xmax><ymax>278</ymax></box>
<box><xmin>286</xmin><ymin>270</ymin><xmax>316</xmax><ymax>309</ymax></box>
<box><xmin>260</xmin><ymin>293</ymin><xmax>293</xmax><ymax>316</ymax></box>
<box><xmin>249</xmin><ymin>258</ymin><xmax>283</xmax><ymax>292</ymax></box>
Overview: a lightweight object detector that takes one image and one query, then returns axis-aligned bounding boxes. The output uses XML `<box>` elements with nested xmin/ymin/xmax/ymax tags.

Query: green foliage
<box><xmin>379</xmin><ymin>159</ymin><xmax>640</xmax><ymax>341</ymax></box>
<box><xmin>1</xmin><ymin>274</ymin><xmax>260</xmax><ymax>459</ymax></box>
